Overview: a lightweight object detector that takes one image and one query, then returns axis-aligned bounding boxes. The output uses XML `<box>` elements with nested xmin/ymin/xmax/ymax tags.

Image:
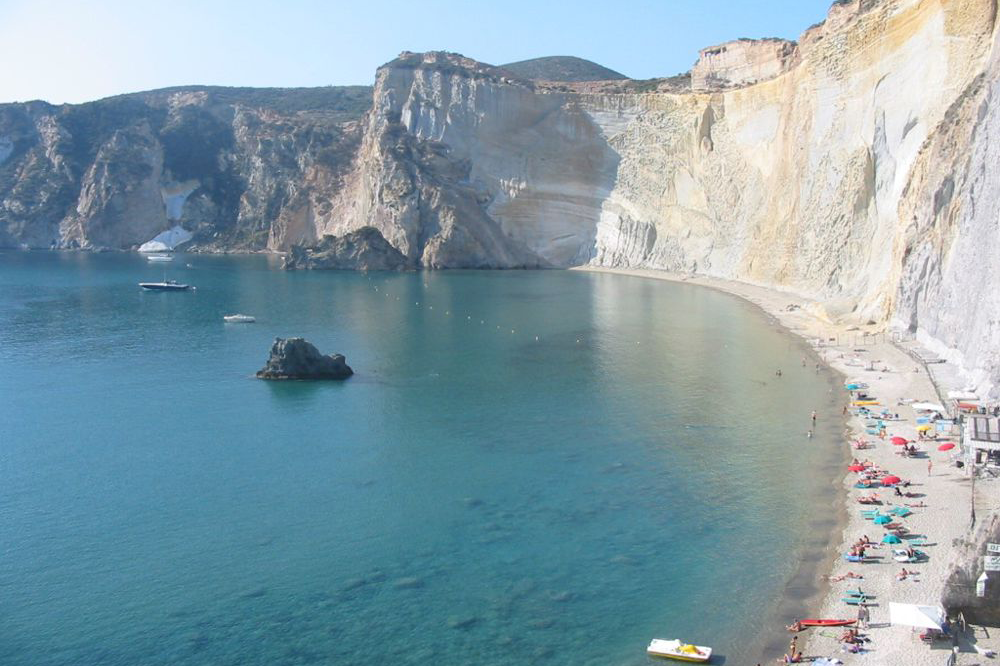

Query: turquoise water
<box><xmin>0</xmin><ymin>252</ymin><xmax>843</xmax><ymax>665</ymax></box>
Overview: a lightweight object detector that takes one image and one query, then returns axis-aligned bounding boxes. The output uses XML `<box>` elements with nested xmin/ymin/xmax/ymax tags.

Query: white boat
<box><xmin>223</xmin><ymin>314</ymin><xmax>255</xmax><ymax>323</ymax></box>
<box><xmin>139</xmin><ymin>280</ymin><xmax>191</xmax><ymax>291</ymax></box>
<box><xmin>647</xmin><ymin>638</ymin><xmax>713</xmax><ymax>662</ymax></box>
<box><xmin>146</xmin><ymin>254</ymin><xmax>173</xmax><ymax>262</ymax></box>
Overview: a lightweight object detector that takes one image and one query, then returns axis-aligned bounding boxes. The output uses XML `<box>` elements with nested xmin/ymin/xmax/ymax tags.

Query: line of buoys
<box><xmin>368</xmin><ymin>280</ymin><xmax>560</xmax><ymax>345</ymax></box>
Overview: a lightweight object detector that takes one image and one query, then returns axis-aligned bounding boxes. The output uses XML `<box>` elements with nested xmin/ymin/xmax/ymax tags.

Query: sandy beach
<box><xmin>575</xmin><ymin>267</ymin><xmax>998</xmax><ymax>665</ymax></box>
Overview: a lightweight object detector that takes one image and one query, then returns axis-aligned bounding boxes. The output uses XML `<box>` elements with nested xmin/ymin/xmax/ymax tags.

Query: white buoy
<box><xmin>535</xmin><ymin>336</ymin><xmax>539</xmax><ymax>341</ymax></box>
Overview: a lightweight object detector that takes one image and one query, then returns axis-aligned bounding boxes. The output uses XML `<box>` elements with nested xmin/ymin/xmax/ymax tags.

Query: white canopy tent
<box><xmin>948</xmin><ymin>390</ymin><xmax>979</xmax><ymax>401</ymax></box>
<box><xmin>912</xmin><ymin>402</ymin><xmax>946</xmax><ymax>413</ymax></box>
<box><xmin>888</xmin><ymin>602</ymin><xmax>945</xmax><ymax>630</ymax></box>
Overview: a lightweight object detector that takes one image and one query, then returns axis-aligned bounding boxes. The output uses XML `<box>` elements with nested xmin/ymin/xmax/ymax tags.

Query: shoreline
<box><xmin>572</xmin><ymin>266</ymin><xmax>975</xmax><ymax>665</ymax></box>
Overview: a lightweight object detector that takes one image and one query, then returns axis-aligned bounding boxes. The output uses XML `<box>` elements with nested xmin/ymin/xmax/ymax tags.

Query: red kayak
<box><xmin>800</xmin><ymin>619</ymin><xmax>856</xmax><ymax>627</ymax></box>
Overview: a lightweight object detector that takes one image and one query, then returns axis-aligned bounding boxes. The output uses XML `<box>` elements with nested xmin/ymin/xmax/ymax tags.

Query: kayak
<box><xmin>800</xmin><ymin>619</ymin><xmax>856</xmax><ymax>627</ymax></box>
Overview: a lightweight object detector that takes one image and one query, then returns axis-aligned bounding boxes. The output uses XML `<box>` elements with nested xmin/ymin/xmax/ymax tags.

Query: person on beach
<box><xmin>786</xmin><ymin>620</ymin><xmax>803</xmax><ymax>632</ymax></box>
<box><xmin>830</xmin><ymin>571</ymin><xmax>863</xmax><ymax>581</ymax></box>
<box><xmin>928</xmin><ymin>460</ymin><xmax>933</xmax><ymax>476</ymax></box>
<box><xmin>857</xmin><ymin>603</ymin><xmax>870</xmax><ymax>629</ymax></box>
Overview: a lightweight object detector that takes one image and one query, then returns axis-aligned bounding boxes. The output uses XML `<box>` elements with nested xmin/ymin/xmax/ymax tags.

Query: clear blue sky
<box><xmin>0</xmin><ymin>0</ymin><xmax>833</xmax><ymax>104</ymax></box>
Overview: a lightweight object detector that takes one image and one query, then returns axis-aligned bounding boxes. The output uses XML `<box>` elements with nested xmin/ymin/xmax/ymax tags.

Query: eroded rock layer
<box><xmin>2</xmin><ymin>0</ymin><xmax>1000</xmax><ymax>393</ymax></box>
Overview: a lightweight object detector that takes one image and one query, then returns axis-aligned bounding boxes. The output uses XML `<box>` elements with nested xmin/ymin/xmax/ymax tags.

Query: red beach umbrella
<box><xmin>938</xmin><ymin>443</ymin><xmax>956</xmax><ymax>451</ymax></box>
<box><xmin>891</xmin><ymin>437</ymin><xmax>908</xmax><ymax>446</ymax></box>
<box><xmin>882</xmin><ymin>475</ymin><xmax>902</xmax><ymax>485</ymax></box>
<box><xmin>848</xmin><ymin>464</ymin><xmax>865</xmax><ymax>472</ymax></box>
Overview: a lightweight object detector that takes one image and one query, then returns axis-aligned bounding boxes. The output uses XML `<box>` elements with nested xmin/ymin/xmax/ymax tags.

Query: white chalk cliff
<box><xmin>1</xmin><ymin>0</ymin><xmax>999</xmax><ymax>395</ymax></box>
<box><xmin>324</xmin><ymin>0</ymin><xmax>1000</xmax><ymax>396</ymax></box>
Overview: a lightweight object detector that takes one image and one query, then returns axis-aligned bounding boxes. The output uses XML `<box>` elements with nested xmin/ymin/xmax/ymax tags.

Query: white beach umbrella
<box><xmin>888</xmin><ymin>602</ymin><xmax>945</xmax><ymax>630</ymax></box>
<box><xmin>911</xmin><ymin>402</ymin><xmax>946</xmax><ymax>413</ymax></box>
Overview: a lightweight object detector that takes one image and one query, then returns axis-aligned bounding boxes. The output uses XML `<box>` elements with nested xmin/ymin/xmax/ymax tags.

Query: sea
<box><xmin>0</xmin><ymin>252</ymin><xmax>845</xmax><ymax>665</ymax></box>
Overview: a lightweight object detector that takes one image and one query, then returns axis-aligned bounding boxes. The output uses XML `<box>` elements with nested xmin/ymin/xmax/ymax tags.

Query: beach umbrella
<box><xmin>883</xmin><ymin>534</ymin><xmax>902</xmax><ymax>544</ymax></box>
<box><xmin>891</xmin><ymin>436</ymin><xmax>908</xmax><ymax>445</ymax></box>
<box><xmin>938</xmin><ymin>443</ymin><xmax>956</xmax><ymax>451</ymax></box>
<box><xmin>916</xmin><ymin>425</ymin><xmax>932</xmax><ymax>432</ymax></box>
<box><xmin>874</xmin><ymin>515</ymin><xmax>892</xmax><ymax>525</ymax></box>
<box><xmin>848</xmin><ymin>464</ymin><xmax>866</xmax><ymax>472</ymax></box>
<box><xmin>882</xmin><ymin>475</ymin><xmax>902</xmax><ymax>485</ymax></box>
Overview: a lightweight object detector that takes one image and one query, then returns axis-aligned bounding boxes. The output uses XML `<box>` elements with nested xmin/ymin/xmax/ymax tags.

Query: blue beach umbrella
<box><xmin>883</xmin><ymin>534</ymin><xmax>902</xmax><ymax>544</ymax></box>
<box><xmin>874</xmin><ymin>515</ymin><xmax>892</xmax><ymax>525</ymax></box>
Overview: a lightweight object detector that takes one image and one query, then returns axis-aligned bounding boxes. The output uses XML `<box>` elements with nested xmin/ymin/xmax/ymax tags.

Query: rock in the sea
<box><xmin>255</xmin><ymin>337</ymin><xmax>353</xmax><ymax>380</ymax></box>
<box><xmin>282</xmin><ymin>227</ymin><xmax>410</xmax><ymax>271</ymax></box>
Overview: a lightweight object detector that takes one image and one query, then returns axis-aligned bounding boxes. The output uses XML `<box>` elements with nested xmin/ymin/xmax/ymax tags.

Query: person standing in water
<box><xmin>811</xmin><ymin>410</ymin><xmax>817</xmax><ymax>423</ymax></box>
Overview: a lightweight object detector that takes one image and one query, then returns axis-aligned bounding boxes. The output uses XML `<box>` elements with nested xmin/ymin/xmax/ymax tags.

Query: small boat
<box><xmin>223</xmin><ymin>314</ymin><xmax>256</xmax><ymax>323</ymax></box>
<box><xmin>647</xmin><ymin>639</ymin><xmax>712</xmax><ymax>662</ymax></box>
<box><xmin>139</xmin><ymin>280</ymin><xmax>191</xmax><ymax>291</ymax></box>
<box><xmin>146</xmin><ymin>254</ymin><xmax>173</xmax><ymax>262</ymax></box>
<box><xmin>799</xmin><ymin>619</ymin><xmax>856</xmax><ymax>627</ymax></box>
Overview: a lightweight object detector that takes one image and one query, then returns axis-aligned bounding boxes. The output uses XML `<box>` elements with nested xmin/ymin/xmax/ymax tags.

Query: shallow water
<box><xmin>0</xmin><ymin>252</ymin><xmax>844</xmax><ymax>665</ymax></box>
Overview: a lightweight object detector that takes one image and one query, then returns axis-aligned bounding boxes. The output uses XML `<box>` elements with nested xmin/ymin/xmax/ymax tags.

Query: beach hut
<box><xmin>964</xmin><ymin>415</ymin><xmax>1000</xmax><ymax>468</ymax></box>
<box><xmin>888</xmin><ymin>602</ymin><xmax>945</xmax><ymax>630</ymax></box>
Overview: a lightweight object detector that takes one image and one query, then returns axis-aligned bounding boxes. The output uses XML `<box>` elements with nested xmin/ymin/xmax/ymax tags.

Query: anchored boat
<box><xmin>647</xmin><ymin>638</ymin><xmax>712</xmax><ymax>662</ymax></box>
<box><xmin>139</xmin><ymin>280</ymin><xmax>191</xmax><ymax>291</ymax></box>
<box><xmin>223</xmin><ymin>314</ymin><xmax>255</xmax><ymax>323</ymax></box>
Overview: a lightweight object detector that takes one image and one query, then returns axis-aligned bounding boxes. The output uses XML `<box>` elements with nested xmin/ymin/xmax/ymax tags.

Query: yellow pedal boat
<box><xmin>647</xmin><ymin>638</ymin><xmax>713</xmax><ymax>662</ymax></box>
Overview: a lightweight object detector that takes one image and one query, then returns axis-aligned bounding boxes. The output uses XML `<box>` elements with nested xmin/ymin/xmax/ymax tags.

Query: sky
<box><xmin>0</xmin><ymin>0</ymin><xmax>834</xmax><ymax>104</ymax></box>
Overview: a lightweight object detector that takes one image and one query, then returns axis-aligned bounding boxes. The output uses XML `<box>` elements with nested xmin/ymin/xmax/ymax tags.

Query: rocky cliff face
<box><xmin>2</xmin><ymin>0</ymin><xmax>999</xmax><ymax>394</ymax></box>
<box><xmin>283</xmin><ymin>226</ymin><xmax>410</xmax><ymax>270</ymax></box>
<box><xmin>0</xmin><ymin>86</ymin><xmax>370</xmax><ymax>251</ymax></box>
<box><xmin>327</xmin><ymin>0</ymin><xmax>999</xmax><ymax>394</ymax></box>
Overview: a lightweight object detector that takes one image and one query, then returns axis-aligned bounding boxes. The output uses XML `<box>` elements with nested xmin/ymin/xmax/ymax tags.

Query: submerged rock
<box><xmin>282</xmin><ymin>227</ymin><xmax>410</xmax><ymax>271</ymax></box>
<box><xmin>255</xmin><ymin>337</ymin><xmax>353</xmax><ymax>380</ymax></box>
